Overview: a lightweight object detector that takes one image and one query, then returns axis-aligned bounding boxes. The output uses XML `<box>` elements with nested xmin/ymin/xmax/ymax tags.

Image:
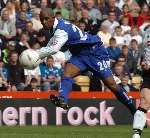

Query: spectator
<box><xmin>115</xmin><ymin>56</ymin><xmax>131</xmax><ymax>77</ymax></box>
<box><xmin>53</xmin><ymin>0</ymin><xmax>70</xmax><ymax>20</ymax></box>
<box><xmin>107</xmin><ymin>37</ymin><xmax>121</xmax><ymax>65</ymax></box>
<box><xmin>86</xmin><ymin>0</ymin><xmax>102</xmax><ymax>21</ymax></box>
<box><xmin>120</xmin><ymin>45</ymin><xmax>134</xmax><ymax>73</ymax></box>
<box><xmin>31</xmin><ymin>8</ymin><xmax>43</xmax><ymax>31</ymax></box>
<box><xmin>129</xmin><ymin>39</ymin><xmax>141</xmax><ymax>74</ymax></box>
<box><xmin>102</xmin><ymin>11</ymin><xmax>120</xmax><ymax>34</ymax></box>
<box><xmin>120</xmin><ymin>16</ymin><xmax>131</xmax><ymax>34</ymax></box>
<box><xmin>25</xmin><ymin>21</ymin><xmax>38</xmax><ymax>44</ymax></box>
<box><xmin>51</xmin><ymin>0</ymin><xmax>74</xmax><ymax>10</ymax></box>
<box><xmin>41</xmin><ymin>56</ymin><xmax>61</xmax><ymax>91</ymax></box>
<box><xmin>97</xmin><ymin>23</ymin><xmax>112</xmax><ymax>47</ymax></box>
<box><xmin>113</xmin><ymin>63</ymin><xmax>125</xmax><ymax>80</ymax></box>
<box><xmin>24</xmin><ymin>78</ymin><xmax>41</xmax><ymax>91</ymax></box>
<box><xmin>16</xmin><ymin>11</ymin><xmax>29</xmax><ymax>30</ymax></box>
<box><xmin>119</xmin><ymin>75</ymin><xmax>132</xmax><ymax>93</ymax></box>
<box><xmin>4</xmin><ymin>0</ymin><xmax>16</xmax><ymax>22</ymax></box>
<box><xmin>121</xmin><ymin>4</ymin><xmax>134</xmax><ymax>27</ymax></box>
<box><xmin>70</xmin><ymin>0</ymin><xmax>82</xmax><ymax>21</ymax></box>
<box><xmin>113</xmin><ymin>26</ymin><xmax>125</xmax><ymax>47</ymax></box>
<box><xmin>55</xmin><ymin>11</ymin><xmax>63</xmax><ymax>19</ymax></box>
<box><xmin>78</xmin><ymin>20</ymin><xmax>86</xmax><ymax>32</ymax></box>
<box><xmin>0</xmin><ymin>8</ymin><xmax>16</xmax><ymax>41</ymax></box>
<box><xmin>19</xmin><ymin>1</ymin><xmax>32</xmax><ymax>20</ymax></box>
<box><xmin>86</xmin><ymin>0</ymin><xmax>102</xmax><ymax>34</ymax></box>
<box><xmin>1</xmin><ymin>41</ymin><xmax>16</xmax><ymax>63</ymax></box>
<box><xmin>129</xmin><ymin>1</ymin><xmax>141</xmax><ymax>26</ymax></box>
<box><xmin>6</xmin><ymin>51</ymin><xmax>25</xmax><ymax>90</ymax></box>
<box><xmin>137</xmin><ymin>3</ymin><xmax>150</xmax><ymax>28</ymax></box>
<box><xmin>130</xmin><ymin>27</ymin><xmax>143</xmax><ymax>45</ymax></box>
<box><xmin>40</xmin><ymin>0</ymin><xmax>52</xmax><ymax>9</ymax></box>
<box><xmin>16</xmin><ymin>31</ymin><xmax>30</xmax><ymax>55</ymax></box>
<box><xmin>63</xmin><ymin>0</ymin><xmax>74</xmax><ymax>11</ymax></box>
<box><xmin>79</xmin><ymin>8</ymin><xmax>101</xmax><ymax>34</ymax></box>
<box><xmin>102</xmin><ymin>0</ymin><xmax>122</xmax><ymax>20</ymax></box>
<box><xmin>79</xmin><ymin>8</ymin><xmax>92</xmax><ymax>32</ymax></box>
<box><xmin>124</xmin><ymin>26</ymin><xmax>143</xmax><ymax>45</ymax></box>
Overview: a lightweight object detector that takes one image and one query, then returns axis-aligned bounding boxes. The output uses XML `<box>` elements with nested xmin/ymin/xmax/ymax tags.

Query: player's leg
<box><xmin>102</xmin><ymin>75</ymin><xmax>136</xmax><ymax>115</ymax></box>
<box><xmin>132</xmin><ymin>88</ymin><xmax>150</xmax><ymax>138</ymax></box>
<box><xmin>85</xmin><ymin>54</ymin><xmax>136</xmax><ymax>115</ymax></box>
<box><xmin>59</xmin><ymin>63</ymin><xmax>80</xmax><ymax>101</ymax></box>
<box><xmin>50</xmin><ymin>56</ymin><xmax>87</xmax><ymax>109</ymax></box>
<box><xmin>50</xmin><ymin>63</ymin><xmax>80</xmax><ymax>109</ymax></box>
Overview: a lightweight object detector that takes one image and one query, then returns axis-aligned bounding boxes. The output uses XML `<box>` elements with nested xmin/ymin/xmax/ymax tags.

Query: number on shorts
<box><xmin>97</xmin><ymin>60</ymin><xmax>109</xmax><ymax>71</ymax></box>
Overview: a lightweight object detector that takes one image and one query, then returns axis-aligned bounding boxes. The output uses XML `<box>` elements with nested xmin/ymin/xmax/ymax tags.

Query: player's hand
<box><xmin>141</xmin><ymin>62</ymin><xmax>150</xmax><ymax>70</ymax></box>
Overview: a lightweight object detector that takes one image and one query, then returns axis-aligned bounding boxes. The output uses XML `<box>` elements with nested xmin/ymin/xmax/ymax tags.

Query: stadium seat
<box><xmin>74</xmin><ymin>75</ymin><xmax>90</xmax><ymax>92</ymax></box>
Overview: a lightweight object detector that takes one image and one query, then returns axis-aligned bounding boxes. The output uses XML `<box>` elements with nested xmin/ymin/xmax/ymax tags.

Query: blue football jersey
<box><xmin>55</xmin><ymin>19</ymin><xmax>103</xmax><ymax>47</ymax></box>
<box><xmin>39</xmin><ymin>18</ymin><xmax>108</xmax><ymax>59</ymax></box>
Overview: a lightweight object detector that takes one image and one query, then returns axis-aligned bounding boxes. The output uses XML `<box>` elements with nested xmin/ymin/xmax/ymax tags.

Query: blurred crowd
<box><xmin>0</xmin><ymin>0</ymin><xmax>150</xmax><ymax>92</ymax></box>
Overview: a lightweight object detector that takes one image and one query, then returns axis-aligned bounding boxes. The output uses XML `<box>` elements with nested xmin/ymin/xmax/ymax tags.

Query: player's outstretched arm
<box><xmin>37</xmin><ymin>29</ymin><xmax>68</xmax><ymax>59</ymax></box>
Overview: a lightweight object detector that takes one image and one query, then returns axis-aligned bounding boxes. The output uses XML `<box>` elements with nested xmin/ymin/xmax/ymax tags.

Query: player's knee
<box><xmin>63</xmin><ymin>64</ymin><xmax>80</xmax><ymax>78</ymax></box>
<box><xmin>63</xmin><ymin>71</ymin><xmax>78</xmax><ymax>78</ymax></box>
<box><xmin>103</xmin><ymin>76</ymin><xmax>118</xmax><ymax>92</ymax></box>
<box><xmin>108</xmin><ymin>84</ymin><xmax>118</xmax><ymax>93</ymax></box>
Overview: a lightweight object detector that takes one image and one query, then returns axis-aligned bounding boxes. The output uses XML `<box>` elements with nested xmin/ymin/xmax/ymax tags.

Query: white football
<box><xmin>19</xmin><ymin>49</ymin><xmax>41</xmax><ymax>70</ymax></box>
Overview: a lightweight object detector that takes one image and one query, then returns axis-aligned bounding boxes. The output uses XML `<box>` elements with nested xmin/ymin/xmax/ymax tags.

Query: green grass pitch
<box><xmin>0</xmin><ymin>125</ymin><xmax>149</xmax><ymax>138</ymax></box>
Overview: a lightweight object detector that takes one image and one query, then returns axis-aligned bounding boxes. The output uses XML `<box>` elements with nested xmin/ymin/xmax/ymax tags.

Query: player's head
<box><xmin>40</xmin><ymin>8</ymin><xmax>55</xmax><ymax>30</ymax></box>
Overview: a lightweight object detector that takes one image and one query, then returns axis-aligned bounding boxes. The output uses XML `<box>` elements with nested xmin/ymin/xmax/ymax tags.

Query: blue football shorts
<box><xmin>68</xmin><ymin>54</ymin><xmax>113</xmax><ymax>79</ymax></box>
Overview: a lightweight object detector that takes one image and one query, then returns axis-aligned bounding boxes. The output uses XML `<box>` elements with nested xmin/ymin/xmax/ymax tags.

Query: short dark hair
<box><xmin>110</xmin><ymin>37</ymin><xmax>116</xmax><ymax>42</ymax></box>
<box><xmin>122</xmin><ymin>45</ymin><xmax>128</xmax><ymax>49</ymax></box>
<box><xmin>55</xmin><ymin>11</ymin><xmax>61</xmax><ymax>16</ymax></box>
<box><xmin>47</xmin><ymin>55</ymin><xmax>53</xmax><ymax>60</ymax></box>
<box><xmin>131</xmin><ymin>39</ymin><xmax>138</xmax><ymax>44</ymax></box>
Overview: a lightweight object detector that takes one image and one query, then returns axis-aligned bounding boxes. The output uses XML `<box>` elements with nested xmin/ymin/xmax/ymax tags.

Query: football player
<box><xmin>37</xmin><ymin>8</ymin><xmax>136</xmax><ymax>115</ymax></box>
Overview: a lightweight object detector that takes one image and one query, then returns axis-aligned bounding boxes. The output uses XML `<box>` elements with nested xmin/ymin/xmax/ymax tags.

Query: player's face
<box><xmin>40</xmin><ymin>13</ymin><xmax>54</xmax><ymax>30</ymax></box>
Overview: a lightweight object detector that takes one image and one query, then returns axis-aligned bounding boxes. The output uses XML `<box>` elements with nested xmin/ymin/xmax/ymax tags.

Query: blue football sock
<box><xmin>59</xmin><ymin>76</ymin><xmax>74</xmax><ymax>103</ymax></box>
<box><xmin>115</xmin><ymin>86</ymin><xmax>136</xmax><ymax>115</ymax></box>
